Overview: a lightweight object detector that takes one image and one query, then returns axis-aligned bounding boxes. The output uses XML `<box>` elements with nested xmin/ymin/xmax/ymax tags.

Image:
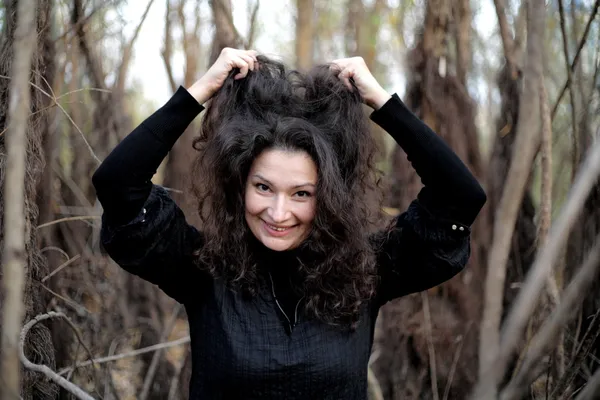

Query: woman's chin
<box><xmin>262</xmin><ymin>240</ymin><xmax>292</xmax><ymax>252</ymax></box>
<box><xmin>259</xmin><ymin>235</ymin><xmax>297</xmax><ymax>252</ymax></box>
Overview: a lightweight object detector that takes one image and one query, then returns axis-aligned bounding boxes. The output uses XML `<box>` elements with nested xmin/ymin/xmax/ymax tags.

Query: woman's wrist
<box><xmin>367</xmin><ymin>89</ymin><xmax>392</xmax><ymax>110</ymax></box>
<box><xmin>186</xmin><ymin>78</ymin><xmax>215</xmax><ymax>106</ymax></box>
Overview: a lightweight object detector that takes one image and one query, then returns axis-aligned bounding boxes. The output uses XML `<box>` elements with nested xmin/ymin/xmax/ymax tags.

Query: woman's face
<box><xmin>245</xmin><ymin>148</ymin><xmax>317</xmax><ymax>252</ymax></box>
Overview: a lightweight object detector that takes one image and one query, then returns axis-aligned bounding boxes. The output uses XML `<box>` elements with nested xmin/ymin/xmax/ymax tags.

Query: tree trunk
<box><xmin>296</xmin><ymin>0</ymin><xmax>314</xmax><ymax>71</ymax></box>
<box><xmin>563</xmin><ymin>3</ymin><xmax>600</xmax><ymax>393</ymax></box>
<box><xmin>476</xmin><ymin>0</ymin><xmax>546</xmax><ymax>396</ymax></box>
<box><xmin>0</xmin><ymin>1</ymin><xmax>57</xmax><ymax>398</ymax></box>
<box><xmin>372</xmin><ymin>0</ymin><xmax>485</xmax><ymax>398</ymax></box>
<box><xmin>453</xmin><ymin>0</ymin><xmax>471</xmax><ymax>86</ymax></box>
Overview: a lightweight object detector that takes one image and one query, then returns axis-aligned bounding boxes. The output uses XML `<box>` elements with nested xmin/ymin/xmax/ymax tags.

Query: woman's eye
<box><xmin>256</xmin><ymin>183</ymin><xmax>270</xmax><ymax>192</ymax></box>
<box><xmin>295</xmin><ymin>191</ymin><xmax>312</xmax><ymax>198</ymax></box>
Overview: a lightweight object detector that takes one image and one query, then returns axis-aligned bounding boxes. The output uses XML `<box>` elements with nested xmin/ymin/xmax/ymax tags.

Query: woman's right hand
<box><xmin>187</xmin><ymin>48</ymin><xmax>258</xmax><ymax>105</ymax></box>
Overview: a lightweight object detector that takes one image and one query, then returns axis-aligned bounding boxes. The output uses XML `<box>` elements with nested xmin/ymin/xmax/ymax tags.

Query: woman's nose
<box><xmin>268</xmin><ymin>195</ymin><xmax>290</xmax><ymax>222</ymax></box>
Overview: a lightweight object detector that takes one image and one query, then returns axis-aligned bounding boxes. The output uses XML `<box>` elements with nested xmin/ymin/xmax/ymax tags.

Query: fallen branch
<box><xmin>20</xmin><ymin>312</ymin><xmax>94</xmax><ymax>400</ymax></box>
<box><xmin>499</xmin><ymin>236</ymin><xmax>600</xmax><ymax>400</ymax></box>
<box><xmin>58</xmin><ymin>336</ymin><xmax>191</xmax><ymax>376</ymax></box>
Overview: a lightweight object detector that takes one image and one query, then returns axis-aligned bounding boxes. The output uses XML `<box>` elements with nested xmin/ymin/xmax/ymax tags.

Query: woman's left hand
<box><xmin>330</xmin><ymin>57</ymin><xmax>391</xmax><ymax>110</ymax></box>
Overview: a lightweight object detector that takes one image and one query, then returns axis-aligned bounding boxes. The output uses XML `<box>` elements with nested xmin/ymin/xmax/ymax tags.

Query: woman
<box><xmin>92</xmin><ymin>48</ymin><xmax>486</xmax><ymax>399</ymax></box>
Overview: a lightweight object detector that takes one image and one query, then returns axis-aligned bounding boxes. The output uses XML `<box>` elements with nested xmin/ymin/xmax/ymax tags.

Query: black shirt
<box><xmin>92</xmin><ymin>87</ymin><xmax>486</xmax><ymax>399</ymax></box>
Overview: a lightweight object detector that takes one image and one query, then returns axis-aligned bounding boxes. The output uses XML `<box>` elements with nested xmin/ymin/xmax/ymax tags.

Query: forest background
<box><xmin>1</xmin><ymin>0</ymin><xmax>600</xmax><ymax>399</ymax></box>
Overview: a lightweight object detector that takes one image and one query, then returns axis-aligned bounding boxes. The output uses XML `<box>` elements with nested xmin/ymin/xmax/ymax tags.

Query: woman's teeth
<box><xmin>267</xmin><ymin>224</ymin><xmax>290</xmax><ymax>231</ymax></box>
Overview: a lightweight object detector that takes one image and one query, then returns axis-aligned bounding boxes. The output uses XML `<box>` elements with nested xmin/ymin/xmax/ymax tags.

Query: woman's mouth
<box><xmin>262</xmin><ymin>220</ymin><xmax>296</xmax><ymax>237</ymax></box>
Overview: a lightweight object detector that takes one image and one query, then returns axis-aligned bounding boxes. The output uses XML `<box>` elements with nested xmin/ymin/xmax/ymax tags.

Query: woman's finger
<box><xmin>232</xmin><ymin>56</ymin><xmax>249</xmax><ymax>79</ymax></box>
<box><xmin>338</xmin><ymin>67</ymin><xmax>354</xmax><ymax>91</ymax></box>
<box><xmin>239</xmin><ymin>53</ymin><xmax>255</xmax><ymax>72</ymax></box>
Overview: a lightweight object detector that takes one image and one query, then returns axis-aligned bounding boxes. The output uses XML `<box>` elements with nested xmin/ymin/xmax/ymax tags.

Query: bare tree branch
<box><xmin>572</xmin><ymin>354</ymin><xmax>600</xmax><ymax>399</ymax></box>
<box><xmin>138</xmin><ymin>304</ymin><xmax>182</xmax><ymax>400</ymax></box>
<box><xmin>0</xmin><ymin>2</ymin><xmax>37</xmax><ymax>396</ymax></box>
<box><xmin>41</xmin><ymin>254</ymin><xmax>81</xmax><ymax>283</ymax></box>
<box><xmin>555</xmin><ymin>309</ymin><xmax>600</xmax><ymax>398</ymax></box>
<box><xmin>499</xmin><ymin>236</ymin><xmax>600</xmax><ymax>400</ymax></box>
<box><xmin>0</xmin><ymin>75</ymin><xmax>102</xmax><ymax>163</ymax></box>
<box><xmin>161</xmin><ymin>0</ymin><xmax>177</xmax><ymax>92</ymax></box>
<box><xmin>477</xmin><ymin>0</ymin><xmax>546</xmax><ymax>396</ymax></box>
<box><xmin>557</xmin><ymin>0</ymin><xmax>580</xmax><ymax>175</ymax></box>
<box><xmin>493</xmin><ymin>0</ymin><xmax>516</xmax><ymax>77</ymax></box>
<box><xmin>422</xmin><ymin>292</ymin><xmax>440</xmax><ymax>400</ymax></box>
<box><xmin>72</xmin><ymin>0</ymin><xmax>107</xmax><ymax>90</ymax></box>
<box><xmin>58</xmin><ymin>336</ymin><xmax>191</xmax><ymax>376</ymax></box>
<box><xmin>550</xmin><ymin>0</ymin><xmax>600</xmax><ymax>121</ymax></box>
<box><xmin>19</xmin><ymin>312</ymin><xmax>94</xmax><ymax>400</ymax></box>
<box><xmin>116</xmin><ymin>0</ymin><xmax>157</xmax><ymax>94</ymax></box>
<box><xmin>474</xmin><ymin>127</ymin><xmax>600</xmax><ymax>399</ymax></box>
<box><xmin>247</xmin><ymin>0</ymin><xmax>260</xmax><ymax>49</ymax></box>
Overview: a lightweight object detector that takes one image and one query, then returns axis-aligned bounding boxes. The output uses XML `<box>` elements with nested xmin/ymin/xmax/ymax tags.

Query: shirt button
<box><xmin>452</xmin><ymin>224</ymin><xmax>457</xmax><ymax>230</ymax></box>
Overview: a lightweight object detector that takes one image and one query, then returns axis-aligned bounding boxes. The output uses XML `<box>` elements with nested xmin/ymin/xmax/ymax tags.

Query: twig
<box><xmin>36</xmin><ymin>216</ymin><xmax>101</xmax><ymax>230</ymax></box>
<box><xmin>475</xmin><ymin>136</ymin><xmax>600</xmax><ymax>398</ymax></box>
<box><xmin>553</xmin><ymin>309</ymin><xmax>600</xmax><ymax>399</ymax></box>
<box><xmin>116</xmin><ymin>0</ymin><xmax>156</xmax><ymax>93</ymax></box>
<box><xmin>443</xmin><ymin>325</ymin><xmax>469</xmax><ymax>400</ymax></box>
<box><xmin>0</xmin><ymin>74</ymin><xmax>102</xmax><ymax>163</ymax></box>
<box><xmin>19</xmin><ymin>312</ymin><xmax>94</xmax><ymax>400</ymax></box>
<box><xmin>138</xmin><ymin>304</ymin><xmax>182</xmax><ymax>400</ymax></box>
<box><xmin>573</xmin><ymin>366</ymin><xmax>600</xmax><ymax>400</ymax></box>
<box><xmin>40</xmin><ymin>246</ymin><xmax>70</xmax><ymax>263</ymax></box>
<box><xmin>557</xmin><ymin>0</ymin><xmax>580</xmax><ymax>176</ymax></box>
<box><xmin>550</xmin><ymin>0</ymin><xmax>600</xmax><ymax>121</ymax></box>
<box><xmin>55</xmin><ymin>87</ymin><xmax>112</xmax><ymax>101</ymax></box>
<box><xmin>53</xmin><ymin>1</ymin><xmax>110</xmax><ymax>43</ymax></box>
<box><xmin>168</xmin><ymin>351</ymin><xmax>188</xmax><ymax>400</ymax></box>
<box><xmin>104</xmin><ymin>338</ymin><xmax>123</xmax><ymax>400</ymax></box>
<box><xmin>41</xmin><ymin>254</ymin><xmax>81</xmax><ymax>283</ymax></box>
<box><xmin>499</xmin><ymin>236</ymin><xmax>600</xmax><ymax>400</ymax></box>
<box><xmin>37</xmin><ymin>281</ymin><xmax>91</xmax><ymax>315</ymax></box>
<box><xmin>246</xmin><ymin>0</ymin><xmax>260</xmax><ymax>49</ymax></box>
<box><xmin>422</xmin><ymin>292</ymin><xmax>440</xmax><ymax>400</ymax></box>
<box><xmin>161</xmin><ymin>0</ymin><xmax>177</xmax><ymax>92</ymax></box>
<box><xmin>58</xmin><ymin>336</ymin><xmax>191</xmax><ymax>376</ymax></box>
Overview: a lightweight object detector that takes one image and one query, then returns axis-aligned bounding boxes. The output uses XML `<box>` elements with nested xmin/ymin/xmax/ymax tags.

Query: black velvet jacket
<box><xmin>92</xmin><ymin>87</ymin><xmax>486</xmax><ymax>400</ymax></box>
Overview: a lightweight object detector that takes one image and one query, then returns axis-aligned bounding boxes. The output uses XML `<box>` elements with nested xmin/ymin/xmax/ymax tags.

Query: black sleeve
<box><xmin>92</xmin><ymin>86</ymin><xmax>204</xmax><ymax>225</ymax></box>
<box><xmin>100</xmin><ymin>185</ymin><xmax>208</xmax><ymax>304</ymax></box>
<box><xmin>92</xmin><ymin>87</ymin><xmax>209</xmax><ymax>304</ymax></box>
<box><xmin>370</xmin><ymin>94</ymin><xmax>486</xmax><ymax>306</ymax></box>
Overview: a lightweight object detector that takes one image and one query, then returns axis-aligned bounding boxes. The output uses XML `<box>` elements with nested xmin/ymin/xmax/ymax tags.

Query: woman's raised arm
<box><xmin>92</xmin><ymin>48</ymin><xmax>258</xmax><ymax>304</ymax></box>
<box><xmin>330</xmin><ymin>56</ymin><xmax>486</xmax><ymax>306</ymax></box>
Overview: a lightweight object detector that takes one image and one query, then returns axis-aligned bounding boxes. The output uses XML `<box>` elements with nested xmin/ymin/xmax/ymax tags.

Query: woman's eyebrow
<box><xmin>292</xmin><ymin>183</ymin><xmax>316</xmax><ymax>189</ymax></box>
<box><xmin>252</xmin><ymin>174</ymin><xmax>315</xmax><ymax>189</ymax></box>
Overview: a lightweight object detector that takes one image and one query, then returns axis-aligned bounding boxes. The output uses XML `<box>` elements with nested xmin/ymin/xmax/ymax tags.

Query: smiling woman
<box><xmin>91</xmin><ymin>48</ymin><xmax>486</xmax><ymax>399</ymax></box>
<box><xmin>245</xmin><ymin>149</ymin><xmax>317</xmax><ymax>251</ymax></box>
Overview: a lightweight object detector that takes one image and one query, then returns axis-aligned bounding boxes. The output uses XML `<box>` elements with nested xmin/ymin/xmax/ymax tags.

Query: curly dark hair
<box><xmin>191</xmin><ymin>55</ymin><xmax>383</xmax><ymax>326</ymax></box>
